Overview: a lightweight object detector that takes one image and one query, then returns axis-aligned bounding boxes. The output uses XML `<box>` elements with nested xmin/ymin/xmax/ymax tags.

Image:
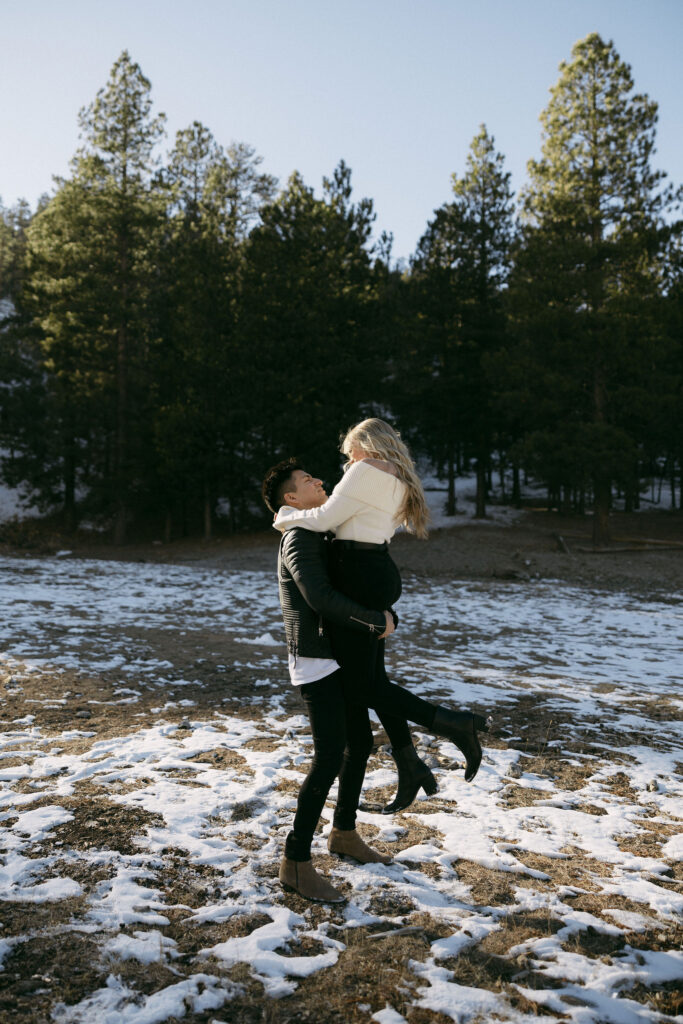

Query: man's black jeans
<box><xmin>284</xmin><ymin>669</ymin><xmax>373</xmax><ymax>862</ymax></box>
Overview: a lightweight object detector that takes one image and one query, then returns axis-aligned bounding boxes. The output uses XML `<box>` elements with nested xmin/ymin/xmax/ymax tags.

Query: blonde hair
<box><xmin>341</xmin><ymin>418</ymin><xmax>430</xmax><ymax>539</ymax></box>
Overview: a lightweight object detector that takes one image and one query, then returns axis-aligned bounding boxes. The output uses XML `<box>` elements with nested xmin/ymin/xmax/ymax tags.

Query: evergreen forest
<box><xmin>1</xmin><ymin>33</ymin><xmax>681</xmax><ymax>546</ymax></box>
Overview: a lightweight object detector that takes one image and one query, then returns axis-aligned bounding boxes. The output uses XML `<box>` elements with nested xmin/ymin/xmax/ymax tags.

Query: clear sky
<box><xmin>2</xmin><ymin>0</ymin><xmax>681</xmax><ymax>261</ymax></box>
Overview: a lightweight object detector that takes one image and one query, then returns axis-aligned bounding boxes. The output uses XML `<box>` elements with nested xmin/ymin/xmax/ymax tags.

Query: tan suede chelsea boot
<box><xmin>327</xmin><ymin>827</ymin><xmax>392</xmax><ymax>865</ymax></box>
<box><xmin>278</xmin><ymin>856</ymin><xmax>345</xmax><ymax>902</ymax></box>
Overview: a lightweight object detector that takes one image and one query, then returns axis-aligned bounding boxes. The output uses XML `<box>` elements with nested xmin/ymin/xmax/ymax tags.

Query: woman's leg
<box><xmin>374</xmin><ymin>709</ymin><xmax>412</xmax><ymax>751</ymax></box>
<box><xmin>373</xmin><ymin>635</ymin><xmax>488</xmax><ymax>783</ymax></box>
<box><xmin>331</xmin><ymin>622</ymin><xmax>436</xmax><ymax>728</ymax></box>
<box><xmin>330</xmin><ymin>546</ymin><xmax>489</xmax><ymax>783</ymax></box>
<box><xmin>335</xmin><ymin>628</ymin><xmax>487</xmax><ymax>782</ymax></box>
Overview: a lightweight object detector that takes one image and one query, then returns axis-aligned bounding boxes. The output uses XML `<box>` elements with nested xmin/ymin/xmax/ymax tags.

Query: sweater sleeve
<box><xmin>273</xmin><ymin>463</ymin><xmax>369</xmax><ymax>534</ymax></box>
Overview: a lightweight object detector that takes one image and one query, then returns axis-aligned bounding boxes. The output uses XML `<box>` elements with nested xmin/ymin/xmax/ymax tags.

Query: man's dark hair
<box><xmin>261</xmin><ymin>458</ymin><xmax>304</xmax><ymax>514</ymax></box>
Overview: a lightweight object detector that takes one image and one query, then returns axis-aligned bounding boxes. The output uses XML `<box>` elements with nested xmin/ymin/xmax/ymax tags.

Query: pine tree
<box><xmin>240</xmin><ymin>162</ymin><xmax>380</xmax><ymax>493</ymax></box>
<box><xmin>0</xmin><ymin>199</ymin><xmax>32</xmax><ymax>305</ymax></box>
<box><xmin>19</xmin><ymin>52</ymin><xmax>166</xmax><ymax>537</ymax></box>
<box><xmin>153</xmin><ymin>123</ymin><xmax>275</xmax><ymax>537</ymax></box>
<box><xmin>0</xmin><ymin>199</ymin><xmax>45</xmax><ymax>517</ymax></box>
<box><xmin>406</xmin><ymin>126</ymin><xmax>514</xmax><ymax>516</ymax></box>
<box><xmin>76</xmin><ymin>51</ymin><xmax>166</xmax><ymax>541</ymax></box>
<box><xmin>515</xmin><ymin>33</ymin><xmax>681</xmax><ymax>543</ymax></box>
<box><xmin>22</xmin><ymin>183</ymin><xmax>114</xmax><ymax>528</ymax></box>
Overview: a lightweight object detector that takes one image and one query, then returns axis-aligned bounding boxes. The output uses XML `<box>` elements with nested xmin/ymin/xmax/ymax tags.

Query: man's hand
<box><xmin>379</xmin><ymin>610</ymin><xmax>395</xmax><ymax>639</ymax></box>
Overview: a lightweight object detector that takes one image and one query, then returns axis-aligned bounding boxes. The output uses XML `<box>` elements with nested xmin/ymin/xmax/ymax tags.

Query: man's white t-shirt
<box><xmin>288</xmin><ymin>654</ymin><xmax>339</xmax><ymax>686</ymax></box>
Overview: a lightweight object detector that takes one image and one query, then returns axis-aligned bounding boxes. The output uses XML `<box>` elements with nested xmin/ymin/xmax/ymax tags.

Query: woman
<box><xmin>274</xmin><ymin>418</ymin><xmax>489</xmax><ymax>785</ymax></box>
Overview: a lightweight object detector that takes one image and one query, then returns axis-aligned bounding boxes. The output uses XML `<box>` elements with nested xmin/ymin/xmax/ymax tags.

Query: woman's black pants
<box><xmin>329</xmin><ymin>545</ymin><xmax>438</xmax><ymax>730</ymax></box>
<box><xmin>284</xmin><ymin>669</ymin><xmax>373</xmax><ymax>862</ymax></box>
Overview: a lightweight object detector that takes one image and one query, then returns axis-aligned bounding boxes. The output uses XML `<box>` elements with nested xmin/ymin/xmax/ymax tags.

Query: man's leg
<box><xmin>327</xmin><ymin>693</ymin><xmax>392</xmax><ymax>865</ymax></box>
<box><xmin>284</xmin><ymin>672</ymin><xmax>346</xmax><ymax>863</ymax></box>
<box><xmin>332</xmin><ymin>698</ymin><xmax>374</xmax><ymax>830</ymax></box>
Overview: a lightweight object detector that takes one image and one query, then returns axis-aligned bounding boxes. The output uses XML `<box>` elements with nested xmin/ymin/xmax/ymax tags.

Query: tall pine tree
<box><xmin>513</xmin><ymin>33</ymin><xmax>680</xmax><ymax>543</ymax></box>
<box><xmin>153</xmin><ymin>124</ymin><xmax>275</xmax><ymax>537</ymax></box>
<box><xmin>20</xmin><ymin>52</ymin><xmax>165</xmax><ymax>536</ymax></box>
<box><xmin>240</xmin><ymin>162</ymin><xmax>380</xmax><ymax>491</ymax></box>
<box><xmin>77</xmin><ymin>51</ymin><xmax>166</xmax><ymax>541</ymax></box>
<box><xmin>406</xmin><ymin>126</ymin><xmax>514</xmax><ymax>516</ymax></box>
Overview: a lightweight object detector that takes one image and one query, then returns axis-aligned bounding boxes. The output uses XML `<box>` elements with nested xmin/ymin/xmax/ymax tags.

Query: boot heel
<box><xmin>382</xmin><ymin>746</ymin><xmax>438</xmax><ymax>813</ymax></box>
<box><xmin>431</xmin><ymin>708</ymin><xmax>486</xmax><ymax>783</ymax></box>
<box><xmin>422</xmin><ymin>776</ymin><xmax>438</xmax><ymax>797</ymax></box>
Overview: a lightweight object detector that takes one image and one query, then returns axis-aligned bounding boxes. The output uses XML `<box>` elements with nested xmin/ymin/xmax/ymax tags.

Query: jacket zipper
<box><xmin>350</xmin><ymin>615</ymin><xmax>379</xmax><ymax>633</ymax></box>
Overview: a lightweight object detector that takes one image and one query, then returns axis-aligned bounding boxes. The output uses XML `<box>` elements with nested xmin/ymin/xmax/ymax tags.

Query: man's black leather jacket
<box><xmin>278</xmin><ymin>527</ymin><xmax>386</xmax><ymax>662</ymax></box>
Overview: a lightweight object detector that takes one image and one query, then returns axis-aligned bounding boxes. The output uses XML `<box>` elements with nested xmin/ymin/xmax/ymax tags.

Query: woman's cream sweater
<box><xmin>273</xmin><ymin>460</ymin><xmax>406</xmax><ymax>544</ymax></box>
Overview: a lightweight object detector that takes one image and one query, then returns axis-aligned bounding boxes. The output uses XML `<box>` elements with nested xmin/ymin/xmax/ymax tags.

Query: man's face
<box><xmin>283</xmin><ymin>470</ymin><xmax>327</xmax><ymax>509</ymax></box>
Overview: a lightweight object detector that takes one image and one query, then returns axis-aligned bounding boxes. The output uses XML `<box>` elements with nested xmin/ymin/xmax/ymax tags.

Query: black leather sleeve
<box><xmin>282</xmin><ymin>530</ymin><xmax>386</xmax><ymax>634</ymax></box>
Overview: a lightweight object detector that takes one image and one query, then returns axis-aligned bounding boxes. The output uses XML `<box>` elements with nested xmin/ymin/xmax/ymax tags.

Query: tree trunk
<box><xmin>592</xmin><ymin>476</ymin><xmax>611</xmax><ymax>547</ymax></box>
<box><xmin>181</xmin><ymin>494</ymin><xmax>188</xmax><ymax>537</ymax></box>
<box><xmin>164</xmin><ymin>509</ymin><xmax>172</xmax><ymax>544</ymax></box>
<box><xmin>670</xmin><ymin>459</ymin><xmax>676</xmax><ymax>510</ymax></box>
<box><xmin>561</xmin><ymin>484</ymin><xmax>571</xmax><ymax>515</ymax></box>
<box><xmin>114</xmin><ymin>321</ymin><xmax>128</xmax><ymax>546</ymax></box>
<box><xmin>512</xmin><ymin>462</ymin><xmax>521</xmax><ymax>508</ymax></box>
<box><xmin>63</xmin><ymin>437</ymin><xmax>77</xmax><ymax>532</ymax></box>
<box><xmin>592</xmin><ymin>357</ymin><xmax>610</xmax><ymax>546</ymax></box>
<box><xmin>203</xmin><ymin>478</ymin><xmax>212</xmax><ymax>540</ymax></box>
<box><xmin>114</xmin><ymin>218</ymin><xmax>129</xmax><ymax>545</ymax></box>
<box><xmin>446</xmin><ymin>449</ymin><xmax>456</xmax><ymax>516</ymax></box>
<box><xmin>578</xmin><ymin>488</ymin><xmax>585</xmax><ymax>515</ymax></box>
<box><xmin>475</xmin><ymin>456</ymin><xmax>486</xmax><ymax>518</ymax></box>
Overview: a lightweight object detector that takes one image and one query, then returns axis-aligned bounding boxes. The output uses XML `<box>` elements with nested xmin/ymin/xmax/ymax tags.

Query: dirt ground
<box><xmin>4</xmin><ymin>507</ymin><xmax>682</xmax><ymax>594</ymax></box>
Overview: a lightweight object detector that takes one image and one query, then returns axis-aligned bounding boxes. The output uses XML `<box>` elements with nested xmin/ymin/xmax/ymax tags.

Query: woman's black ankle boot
<box><xmin>382</xmin><ymin>743</ymin><xmax>438</xmax><ymax>813</ymax></box>
<box><xmin>431</xmin><ymin>710</ymin><xmax>489</xmax><ymax>783</ymax></box>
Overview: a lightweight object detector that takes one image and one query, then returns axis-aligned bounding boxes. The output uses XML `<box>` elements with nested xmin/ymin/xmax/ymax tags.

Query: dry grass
<box><xmin>501</xmin><ymin>786</ymin><xmax>552</xmax><ymax>808</ymax></box>
<box><xmin>186</xmin><ymin>747</ymin><xmax>252</xmax><ymax>772</ymax></box>
<box><xmin>453</xmin><ymin>861</ymin><xmax>517</xmax><ymax>906</ymax></box>
<box><xmin>48</xmin><ymin>796</ymin><xmax>165</xmax><ymax>856</ymax></box>
<box><xmin>0</xmin><ymin>932</ymin><xmax>107</xmax><ymax>1022</ymax></box>
<box><xmin>158</xmin><ymin>850</ymin><xmax>229</xmax><ymax>909</ymax></box>
<box><xmin>628</xmin><ymin>981</ymin><xmax>683</xmax><ymax>1018</ymax></box>
<box><xmin>243</xmin><ymin>736</ymin><xmax>282</xmax><ymax>753</ymax></box>
<box><xmin>2</xmin><ymin>640</ymin><xmax>681</xmax><ymax>1023</ymax></box>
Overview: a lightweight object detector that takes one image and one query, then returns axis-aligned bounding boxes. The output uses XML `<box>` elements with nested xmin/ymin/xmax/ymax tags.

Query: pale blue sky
<box><xmin>2</xmin><ymin>0</ymin><xmax>681</xmax><ymax>260</ymax></box>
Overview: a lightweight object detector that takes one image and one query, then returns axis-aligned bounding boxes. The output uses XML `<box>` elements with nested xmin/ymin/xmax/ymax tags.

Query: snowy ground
<box><xmin>1</xmin><ymin>554</ymin><xmax>682</xmax><ymax>1023</ymax></box>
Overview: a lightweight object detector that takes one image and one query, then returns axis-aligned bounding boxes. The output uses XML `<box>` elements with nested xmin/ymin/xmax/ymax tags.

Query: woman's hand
<box><xmin>379</xmin><ymin>610</ymin><xmax>395</xmax><ymax>639</ymax></box>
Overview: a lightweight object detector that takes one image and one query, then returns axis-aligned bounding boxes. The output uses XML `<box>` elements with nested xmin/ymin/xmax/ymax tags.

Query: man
<box><xmin>262</xmin><ymin>458</ymin><xmax>430</xmax><ymax>902</ymax></box>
